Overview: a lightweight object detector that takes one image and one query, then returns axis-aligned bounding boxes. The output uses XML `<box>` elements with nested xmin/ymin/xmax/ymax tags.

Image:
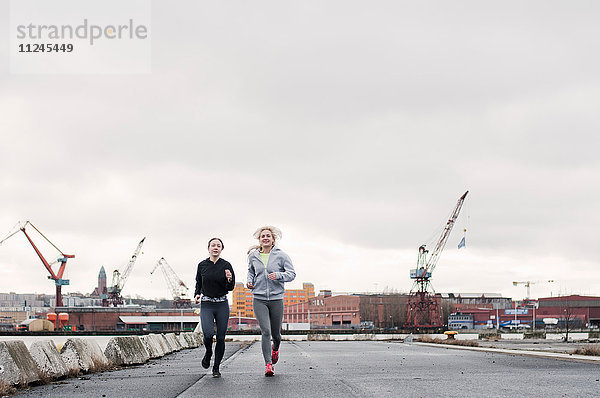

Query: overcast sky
<box><xmin>0</xmin><ymin>1</ymin><xmax>598</xmax><ymax>303</ymax></box>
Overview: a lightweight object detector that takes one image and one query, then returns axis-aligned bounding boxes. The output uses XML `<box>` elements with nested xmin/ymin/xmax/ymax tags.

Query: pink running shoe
<box><xmin>271</xmin><ymin>348</ymin><xmax>279</xmax><ymax>364</ymax></box>
<box><xmin>265</xmin><ymin>363</ymin><xmax>274</xmax><ymax>377</ymax></box>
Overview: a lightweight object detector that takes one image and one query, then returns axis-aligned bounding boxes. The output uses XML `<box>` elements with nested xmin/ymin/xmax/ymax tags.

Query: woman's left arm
<box><xmin>276</xmin><ymin>253</ymin><xmax>296</xmax><ymax>282</ymax></box>
<box><xmin>225</xmin><ymin>264</ymin><xmax>236</xmax><ymax>291</ymax></box>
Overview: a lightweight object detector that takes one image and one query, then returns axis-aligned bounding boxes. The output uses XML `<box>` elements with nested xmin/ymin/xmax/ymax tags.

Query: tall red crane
<box><xmin>105</xmin><ymin>237</ymin><xmax>145</xmax><ymax>307</ymax></box>
<box><xmin>150</xmin><ymin>257</ymin><xmax>192</xmax><ymax>308</ymax></box>
<box><xmin>0</xmin><ymin>221</ymin><xmax>74</xmax><ymax>308</ymax></box>
<box><xmin>405</xmin><ymin>191</ymin><xmax>468</xmax><ymax>329</ymax></box>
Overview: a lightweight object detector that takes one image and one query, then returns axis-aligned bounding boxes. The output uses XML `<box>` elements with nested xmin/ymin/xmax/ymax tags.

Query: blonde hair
<box><xmin>247</xmin><ymin>225</ymin><xmax>282</xmax><ymax>254</ymax></box>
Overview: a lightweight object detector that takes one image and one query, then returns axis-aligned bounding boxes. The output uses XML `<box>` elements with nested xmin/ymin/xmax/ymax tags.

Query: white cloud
<box><xmin>0</xmin><ymin>1</ymin><xmax>599</xmax><ymax>301</ymax></box>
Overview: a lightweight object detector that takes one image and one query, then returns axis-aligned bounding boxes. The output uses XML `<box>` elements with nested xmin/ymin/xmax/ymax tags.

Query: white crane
<box><xmin>512</xmin><ymin>280</ymin><xmax>555</xmax><ymax>299</ymax></box>
<box><xmin>150</xmin><ymin>257</ymin><xmax>191</xmax><ymax>308</ymax></box>
<box><xmin>105</xmin><ymin>237</ymin><xmax>146</xmax><ymax>306</ymax></box>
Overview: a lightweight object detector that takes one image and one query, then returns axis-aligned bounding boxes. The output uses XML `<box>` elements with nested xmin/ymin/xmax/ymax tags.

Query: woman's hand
<box><xmin>225</xmin><ymin>269</ymin><xmax>232</xmax><ymax>282</ymax></box>
<box><xmin>194</xmin><ymin>294</ymin><xmax>200</xmax><ymax>304</ymax></box>
<box><xmin>246</xmin><ymin>282</ymin><xmax>254</xmax><ymax>289</ymax></box>
<box><xmin>268</xmin><ymin>272</ymin><xmax>277</xmax><ymax>280</ymax></box>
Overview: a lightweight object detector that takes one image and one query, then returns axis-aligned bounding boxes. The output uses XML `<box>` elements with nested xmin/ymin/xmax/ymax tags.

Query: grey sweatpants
<box><xmin>253</xmin><ymin>298</ymin><xmax>283</xmax><ymax>365</ymax></box>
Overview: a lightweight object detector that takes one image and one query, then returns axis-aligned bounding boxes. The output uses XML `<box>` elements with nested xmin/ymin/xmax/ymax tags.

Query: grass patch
<box><xmin>89</xmin><ymin>358</ymin><xmax>113</xmax><ymax>374</ymax></box>
<box><xmin>418</xmin><ymin>335</ymin><xmax>479</xmax><ymax>347</ymax></box>
<box><xmin>572</xmin><ymin>345</ymin><xmax>600</xmax><ymax>356</ymax></box>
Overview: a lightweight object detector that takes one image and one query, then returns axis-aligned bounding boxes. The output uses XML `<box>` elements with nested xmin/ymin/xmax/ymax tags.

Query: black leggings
<box><xmin>200</xmin><ymin>300</ymin><xmax>230</xmax><ymax>367</ymax></box>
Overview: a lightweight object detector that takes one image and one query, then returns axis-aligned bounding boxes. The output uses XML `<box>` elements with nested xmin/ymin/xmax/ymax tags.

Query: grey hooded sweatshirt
<box><xmin>247</xmin><ymin>246</ymin><xmax>296</xmax><ymax>300</ymax></box>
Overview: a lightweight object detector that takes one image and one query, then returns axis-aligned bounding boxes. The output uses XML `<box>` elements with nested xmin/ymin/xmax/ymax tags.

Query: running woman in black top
<box><xmin>194</xmin><ymin>238</ymin><xmax>235</xmax><ymax>378</ymax></box>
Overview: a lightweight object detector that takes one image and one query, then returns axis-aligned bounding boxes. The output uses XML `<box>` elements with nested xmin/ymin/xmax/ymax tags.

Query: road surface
<box><xmin>14</xmin><ymin>341</ymin><xmax>600</xmax><ymax>397</ymax></box>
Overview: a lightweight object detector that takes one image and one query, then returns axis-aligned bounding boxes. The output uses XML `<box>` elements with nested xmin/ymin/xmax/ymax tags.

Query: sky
<box><xmin>0</xmin><ymin>1</ymin><xmax>598</xmax><ymax>303</ymax></box>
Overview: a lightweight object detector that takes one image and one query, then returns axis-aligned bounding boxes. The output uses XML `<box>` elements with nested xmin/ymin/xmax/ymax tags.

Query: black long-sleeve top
<box><xmin>194</xmin><ymin>257</ymin><xmax>235</xmax><ymax>298</ymax></box>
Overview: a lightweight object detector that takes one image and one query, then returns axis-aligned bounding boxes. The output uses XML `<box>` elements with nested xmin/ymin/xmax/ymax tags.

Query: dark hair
<box><xmin>208</xmin><ymin>237</ymin><xmax>224</xmax><ymax>250</ymax></box>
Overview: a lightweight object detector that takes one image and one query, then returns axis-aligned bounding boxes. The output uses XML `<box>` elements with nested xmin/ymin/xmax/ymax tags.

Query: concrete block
<box><xmin>177</xmin><ymin>333</ymin><xmax>191</xmax><ymax>349</ymax></box>
<box><xmin>151</xmin><ymin>334</ymin><xmax>169</xmax><ymax>355</ymax></box>
<box><xmin>307</xmin><ymin>333</ymin><xmax>330</xmax><ymax>341</ymax></box>
<box><xmin>104</xmin><ymin>336</ymin><xmax>150</xmax><ymax>366</ymax></box>
<box><xmin>183</xmin><ymin>332</ymin><xmax>200</xmax><ymax>348</ymax></box>
<box><xmin>176</xmin><ymin>334</ymin><xmax>188</xmax><ymax>349</ymax></box>
<box><xmin>353</xmin><ymin>333</ymin><xmax>375</xmax><ymax>341</ymax></box>
<box><xmin>60</xmin><ymin>338</ymin><xmax>109</xmax><ymax>374</ymax></box>
<box><xmin>29</xmin><ymin>340</ymin><xmax>69</xmax><ymax>380</ymax></box>
<box><xmin>160</xmin><ymin>334</ymin><xmax>175</xmax><ymax>353</ymax></box>
<box><xmin>140</xmin><ymin>335</ymin><xmax>165</xmax><ymax>359</ymax></box>
<box><xmin>0</xmin><ymin>341</ymin><xmax>41</xmax><ymax>386</ymax></box>
<box><xmin>159</xmin><ymin>334</ymin><xmax>175</xmax><ymax>354</ymax></box>
<box><xmin>156</xmin><ymin>334</ymin><xmax>174</xmax><ymax>354</ymax></box>
<box><xmin>190</xmin><ymin>332</ymin><xmax>204</xmax><ymax>346</ymax></box>
<box><xmin>164</xmin><ymin>333</ymin><xmax>183</xmax><ymax>351</ymax></box>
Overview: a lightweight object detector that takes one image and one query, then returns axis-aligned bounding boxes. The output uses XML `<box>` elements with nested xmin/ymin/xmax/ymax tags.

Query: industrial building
<box><xmin>55</xmin><ymin>307</ymin><xmax>200</xmax><ymax>332</ymax></box>
<box><xmin>447</xmin><ymin>295</ymin><xmax>600</xmax><ymax>330</ymax></box>
<box><xmin>283</xmin><ymin>292</ymin><xmax>405</xmax><ymax>329</ymax></box>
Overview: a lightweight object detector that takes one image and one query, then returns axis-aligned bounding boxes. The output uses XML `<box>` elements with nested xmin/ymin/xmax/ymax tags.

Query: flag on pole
<box><xmin>458</xmin><ymin>236</ymin><xmax>466</xmax><ymax>249</ymax></box>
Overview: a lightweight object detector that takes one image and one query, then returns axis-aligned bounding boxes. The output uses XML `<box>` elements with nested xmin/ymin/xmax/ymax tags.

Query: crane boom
<box><xmin>0</xmin><ymin>221</ymin><xmax>74</xmax><ymax>308</ymax></box>
<box><xmin>424</xmin><ymin>190</ymin><xmax>468</xmax><ymax>275</ymax></box>
<box><xmin>151</xmin><ymin>257</ymin><xmax>191</xmax><ymax>308</ymax></box>
<box><xmin>406</xmin><ymin>191</ymin><xmax>469</xmax><ymax>329</ymax></box>
<box><xmin>117</xmin><ymin>237</ymin><xmax>146</xmax><ymax>289</ymax></box>
<box><xmin>106</xmin><ymin>237</ymin><xmax>145</xmax><ymax>306</ymax></box>
<box><xmin>513</xmin><ymin>280</ymin><xmax>555</xmax><ymax>299</ymax></box>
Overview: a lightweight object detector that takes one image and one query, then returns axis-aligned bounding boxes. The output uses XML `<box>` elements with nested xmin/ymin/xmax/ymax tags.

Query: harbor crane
<box><xmin>105</xmin><ymin>237</ymin><xmax>146</xmax><ymax>307</ymax></box>
<box><xmin>150</xmin><ymin>257</ymin><xmax>192</xmax><ymax>308</ymax></box>
<box><xmin>405</xmin><ymin>191</ymin><xmax>468</xmax><ymax>329</ymax></box>
<box><xmin>0</xmin><ymin>221</ymin><xmax>74</xmax><ymax>308</ymax></box>
<box><xmin>513</xmin><ymin>280</ymin><xmax>555</xmax><ymax>300</ymax></box>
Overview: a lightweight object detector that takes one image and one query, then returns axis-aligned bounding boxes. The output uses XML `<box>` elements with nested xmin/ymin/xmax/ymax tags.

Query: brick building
<box><xmin>441</xmin><ymin>293</ymin><xmax>512</xmax><ymax>311</ymax></box>
<box><xmin>56</xmin><ymin>307</ymin><xmax>200</xmax><ymax>332</ymax></box>
<box><xmin>231</xmin><ymin>282</ymin><xmax>315</xmax><ymax>319</ymax></box>
<box><xmin>537</xmin><ymin>295</ymin><xmax>600</xmax><ymax>328</ymax></box>
<box><xmin>283</xmin><ymin>293</ymin><xmax>404</xmax><ymax>328</ymax></box>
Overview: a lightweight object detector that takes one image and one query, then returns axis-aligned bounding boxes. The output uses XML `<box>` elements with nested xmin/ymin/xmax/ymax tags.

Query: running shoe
<box><xmin>265</xmin><ymin>363</ymin><xmax>274</xmax><ymax>377</ymax></box>
<box><xmin>271</xmin><ymin>347</ymin><xmax>279</xmax><ymax>364</ymax></box>
<box><xmin>201</xmin><ymin>351</ymin><xmax>211</xmax><ymax>369</ymax></box>
<box><xmin>212</xmin><ymin>366</ymin><xmax>221</xmax><ymax>378</ymax></box>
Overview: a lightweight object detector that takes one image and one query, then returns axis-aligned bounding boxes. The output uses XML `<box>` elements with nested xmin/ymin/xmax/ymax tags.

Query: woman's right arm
<box><xmin>194</xmin><ymin>264</ymin><xmax>202</xmax><ymax>301</ymax></box>
<box><xmin>246</xmin><ymin>254</ymin><xmax>255</xmax><ymax>289</ymax></box>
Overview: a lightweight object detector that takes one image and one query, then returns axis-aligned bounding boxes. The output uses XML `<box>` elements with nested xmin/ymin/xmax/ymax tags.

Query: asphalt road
<box><xmin>13</xmin><ymin>341</ymin><xmax>600</xmax><ymax>397</ymax></box>
<box><xmin>12</xmin><ymin>342</ymin><xmax>243</xmax><ymax>398</ymax></box>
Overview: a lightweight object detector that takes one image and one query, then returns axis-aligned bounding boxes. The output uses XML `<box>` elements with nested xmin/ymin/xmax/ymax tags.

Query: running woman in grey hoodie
<box><xmin>246</xmin><ymin>225</ymin><xmax>296</xmax><ymax>377</ymax></box>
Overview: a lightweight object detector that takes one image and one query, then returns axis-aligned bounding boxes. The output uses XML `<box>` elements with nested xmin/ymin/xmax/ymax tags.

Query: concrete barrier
<box><xmin>183</xmin><ymin>332</ymin><xmax>200</xmax><ymax>348</ymax></box>
<box><xmin>164</xmin><ymin>333</ymin><xmax>183</xmax><ymax>351</ymax></box>
<box><xmin>308</xmin><ymin>334</ymin><xmax>330</xmax><ymax>341</ymax></box>
<box><xmin>160</xmin><ymin>334</ymin><xmax>175</xmax><ymax>353</ymax></box>
<box><xmin>29</xmin><ymin>340</ymin><xmax>69</xmax><ymax>380</ymax></box>
<box><xmin>156</xmin><ymin>334</ymin><xmax>174</xmax><ymax>354</ymax></box>
<box><xmin>140</xmin><ymin>335</ymin><xmax>165</xmax><ymax>359</ymax></box>
<box><xmin>104</xmin><ymin>336</ymin><xmax>150</xmax><ymax>366</ymax></box>
<box><xmin>0</xmin><ymin>340</ymin><xmax>41</xmax><ymax>386</ymax></box>
<box><xmin>60</xmin><ymin>338</ymin><xmax>109</xmax><ymax>374</ymax></box>
<box><xmin>190</xmin><ymin>332</ymin><xmax>203</xmax><ymax>346</ymax></box>
<box><xmin>177</xmin><ymin>333</ymin><xmax>190</xmax><ymax>349</ymax></box>
<box><xmin>177</xmin><ymin>333</ymin><xmax>199</xmax><ymax>349</ymax></box>
<box><xmin>353</xmin><ymin>333</ymin><xmax>376</xmax><ymax>341</ymax></box>
<box><xmin>501</xmin><ymin>334</ymin><xmax>525</xmax><ymax>340</ymax></box>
